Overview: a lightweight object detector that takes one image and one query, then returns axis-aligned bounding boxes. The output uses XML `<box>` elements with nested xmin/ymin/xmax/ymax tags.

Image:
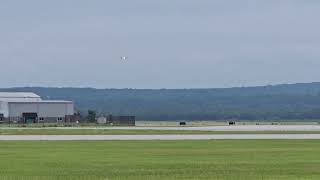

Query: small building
<box><xmin>106</xmin><ymin>115</ymin><xmax>135</xmax><ymax>126</ymax></box>
<box><xmin>0</xmin><ymin>92</ymin><xmax>74</xmax><ymax>123</ymax></box>
<box><xmin>97</xmin><ymin>117</ymin><xmax>107</xmax><ymax>124</ymax></box>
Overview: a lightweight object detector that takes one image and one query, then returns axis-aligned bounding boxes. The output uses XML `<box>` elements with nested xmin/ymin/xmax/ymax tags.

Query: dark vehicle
<box><xmin>179</xmin><ymin>122</ymin><xmax>186</xmax><ymax>126</ymax></box>
<box><xmin>229</xmin><ymin>121</ymin><xmax>236</xmax><ymax>125</ymax></box>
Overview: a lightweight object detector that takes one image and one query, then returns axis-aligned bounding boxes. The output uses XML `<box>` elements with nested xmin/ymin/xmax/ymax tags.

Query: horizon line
<box><xmin>1</xmin><ymin>82</ymin><xmax>320</xmax><ymax>90</ymax></box>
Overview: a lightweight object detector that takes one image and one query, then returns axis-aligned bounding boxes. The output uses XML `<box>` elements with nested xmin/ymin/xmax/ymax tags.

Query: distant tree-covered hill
<box><xmin>2</xmin><ymin>82</ymin><xmax>320</xmax><ymax>121</ymax></box>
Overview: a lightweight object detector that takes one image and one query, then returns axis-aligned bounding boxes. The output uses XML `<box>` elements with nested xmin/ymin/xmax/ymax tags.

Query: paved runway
<box><xmin>1</xmin><ymin>134</ymin><xmax>320</xmax><ymax>140</ymax></box>
<box><xmin>2</xmin><ymin>125</ymin><xmax>320</xmax><ymax>131</ymax></box>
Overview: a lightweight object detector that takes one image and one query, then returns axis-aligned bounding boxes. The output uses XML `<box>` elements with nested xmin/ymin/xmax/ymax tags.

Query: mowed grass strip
<box><xmin>0</xmin><ymin>140</ymin><xmax>319</xmax><ymax>180</ymax></box>
<box><xmin>1</xmin><ymin>129</ymin><xmax>320</xmax><ymax>135</ymax></box>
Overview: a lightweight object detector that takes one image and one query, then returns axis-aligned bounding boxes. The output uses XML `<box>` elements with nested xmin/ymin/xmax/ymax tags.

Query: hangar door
<box><xmin>22</xmin><ymin>113</ymin><xmax>38</xmax><ymax>124</ymax></box>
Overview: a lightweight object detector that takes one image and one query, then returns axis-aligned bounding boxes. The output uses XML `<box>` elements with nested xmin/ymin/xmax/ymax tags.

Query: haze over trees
<box><xmin>2</xmin><ymin>82</ymin><xmax>320</xmax><ymax>121</ymax></box>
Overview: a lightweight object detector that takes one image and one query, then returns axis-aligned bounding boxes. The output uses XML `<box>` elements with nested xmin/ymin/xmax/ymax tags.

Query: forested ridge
<box><xmin>2</xmin><ymin>82</ymin><xmax>320</xmax><ymax>121</ymax></box>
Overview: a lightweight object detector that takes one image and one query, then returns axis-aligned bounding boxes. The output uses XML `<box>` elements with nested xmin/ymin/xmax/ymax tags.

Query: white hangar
<box><xmin>0</xmin><ymin>92</ymin><xmax>74</xmax><ymax>123</ymax></box>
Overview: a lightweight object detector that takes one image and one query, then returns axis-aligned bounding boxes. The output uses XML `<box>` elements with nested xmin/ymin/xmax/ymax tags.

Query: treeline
<box><xmin>3</xmin><ymin>82</ymin><xmax>320</xmax><ymax>121</ymax></box>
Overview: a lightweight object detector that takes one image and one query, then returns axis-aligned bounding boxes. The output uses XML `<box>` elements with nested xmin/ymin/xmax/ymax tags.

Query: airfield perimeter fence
<box><xmin>0</xmin><ymin>122</ymin><xmax>130</xmax><ymax>128</ymax></box>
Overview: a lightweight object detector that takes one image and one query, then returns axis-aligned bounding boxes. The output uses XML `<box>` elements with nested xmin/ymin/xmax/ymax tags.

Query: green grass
<box><xmin>1</xmin><ymin>129</ymin><xmax>320</xmax><ymax>135</ymax></box>
<box><xmin>0</xmin><ymin>140</ymin><xmax>320</xmax><ymax>180</ymax></box>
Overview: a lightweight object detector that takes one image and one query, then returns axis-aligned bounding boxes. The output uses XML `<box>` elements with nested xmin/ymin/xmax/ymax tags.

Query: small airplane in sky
<box><xmin>120</xmin><ymin>56</ymin><xmax>128</xmax><ymax>61</ymax></box>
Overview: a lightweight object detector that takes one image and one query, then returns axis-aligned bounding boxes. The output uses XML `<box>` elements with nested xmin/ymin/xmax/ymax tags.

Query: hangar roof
<box><xmin>8</xmin><ymin>100</ymin><xmax>73</xmax><ymax>104</ymax></box>
<box><xmin>0</xmin><ymin>92</ymin><xmax>42</xmax><ymax>102</ymax></box>
<box><xmin>0</xmin><ymin>92</ymin><xmax>73</xmax><ymax>104</ymax></box>
<box><xmin>0</xmin><ymin>92</ymin><xmax>40</xmax><ymax>98</ymax></box>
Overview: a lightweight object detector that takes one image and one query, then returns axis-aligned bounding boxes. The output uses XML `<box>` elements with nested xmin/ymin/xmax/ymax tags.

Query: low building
<box><xmin>96</xmin><ymin>117</ymin><xmax>107</xmax><ymax>124</ymax></box>
<box><xmin>0</xmin><ymin>92</ymin><xmax>74</xmax><ymax>123</ymax></box>
<box><xmin>106</xmin><ymin>115</ymin><xmax>135</xmax><ymax>126</ymax></box>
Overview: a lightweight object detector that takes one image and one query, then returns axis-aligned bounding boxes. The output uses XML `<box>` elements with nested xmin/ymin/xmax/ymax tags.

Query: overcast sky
<box><xmin>1</xmin><ymin>0</ymin><xmax>320</xmax><ymax>88</ymax></box>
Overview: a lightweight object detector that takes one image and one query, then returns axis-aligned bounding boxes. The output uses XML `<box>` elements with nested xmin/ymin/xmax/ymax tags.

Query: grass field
<box><xmin>0</xmin><ymin>140</ymin><xmax>319</xmax><ymax>180</ymax></box>
<box><xmin>1</xmin><ymin>129</ymin><xmax>320</xmax><ymax>135</ymax></box>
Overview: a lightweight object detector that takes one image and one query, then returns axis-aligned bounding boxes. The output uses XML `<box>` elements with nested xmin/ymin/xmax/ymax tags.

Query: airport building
<box><xmin>96</xmin><ymin>115</ymin><xmax>136</xmax><ymax>126</ymax></box>
<box><xmin>0</xmin><ymin>92</ymin><xmax>74</xmax><ymax>123</ymax></box>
